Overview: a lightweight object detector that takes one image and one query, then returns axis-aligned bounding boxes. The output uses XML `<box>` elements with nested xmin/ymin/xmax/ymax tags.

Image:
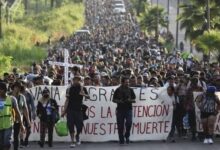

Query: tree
<box><xmin>50</xmin><ymin>0</ymin><xmax>54</xmax><ymax>8</ymax></box>
<box><xmin>140</xmin><ymin>5</ymin><xmax>168</xmax><ymax>39</ymax></box>
<box><xmin>23</xmin><ymin>0</ymin><xmax>28</xmax><ymax>14</ymax></box>
<box><xmin>0</xmin><ymin>54</ymin><xmax>12</xmax><ymax>76</ymax></box>
<box><xmin>130</xmin><ymin>0</ymin><xmax>149</xmax><ymax>16</ymax></box>
<box><xmin>178</xmin><ymin>0</ymin><xmax>220</xmax><ymax>42</ymax></box>
<box><xmin>195</xmin><ymin>30</ymin><xmax>220</xmax><ymax>54</ymax></box>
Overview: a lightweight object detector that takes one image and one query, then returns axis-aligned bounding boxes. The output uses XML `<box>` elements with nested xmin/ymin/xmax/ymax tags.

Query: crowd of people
<box><xmin>1</xmin><ymin>0</ymin><xmax>220</xmax><ymax>149</ymax></box>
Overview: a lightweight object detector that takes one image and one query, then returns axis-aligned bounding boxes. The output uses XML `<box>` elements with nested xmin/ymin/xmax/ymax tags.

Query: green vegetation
<box><xmin>0</xmin><ymin>2</ymin><xmax>84</xmax><ymax>74</ymax></box>
<box><xmin>178</xmin><ymin>0</ymin><xmax>220</xmax><ymax>41</ymax></box>
<box><xmin>195</xmin><ymin>30</ymin><xmax>220</xmax><ymax>54</ymax></box>
<box><xmin>195</xmin><ymin>29</ymin><xmax>220</xmax><ymax>62</ymax></box>
<box><xmin>130</xmin><ymin>0</ymin><xmax>149</xmax><ymax>16</ymax></box>
<box><xmin>178</xmin><ymin>0</ymin><xmax>220</xmax><ymax>55</ymax></box>
<box><xmin>0</xmin><ymin>55</ymin><xmax>12</xmax><ymax>76</ymax></box>
<box><xmin>178</xmin><ymin>0</ymin><xmax>220</xmax><ymax>49</ymax></box>
<box><xmin>0</xmin><ymin>23</ymin><xmax>47</xmax><ymax>67</ymax></box>
<box><xmin>17</xmin><ymin>3</ymin><xmax>85</xmax><ymax>39</ymax></box>
<box><xmin>140</xmin><ymin>5</ymin><xmax>168</xmax><ymax>37</ymax></box>
<box><xmin>138</xmin><ymin>4</ymin><xmax>173</xmax><ymax>52</ymax></box>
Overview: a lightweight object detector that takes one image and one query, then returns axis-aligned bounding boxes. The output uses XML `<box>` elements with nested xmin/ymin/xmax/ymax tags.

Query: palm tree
<box><xmin>140</xmin><ymin>5</ymin><xmax>168</xmax><ymax>38</ymax></box>
<box><xmin>130</xmin><ymin>0</ymin><xmax>149</xmax><ymax>16</ymax></box>
<box><xmin>195</xmin><ymin>30</ymin><xmax>220</xmax><ymax>54</ymax></box>
<box><xmin>195</xmin><ymin>30</ymin><xmax>220</xmax><ymax>62</ymax></box>
<box><xmin>178</xmin><ymin>0</ymin><xmax>220</xmax><ymax>42</ymax></box>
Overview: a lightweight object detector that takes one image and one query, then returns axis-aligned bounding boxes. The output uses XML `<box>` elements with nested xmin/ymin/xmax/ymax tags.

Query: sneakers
<box><xmin>208</xmin><ymin>138</ymin><xmax>214</xmax><ymax>144</ymax></box>
<box><xmin>20</xmin><ymin>140</ymin><xmax>25</xmax><ymax>148</ymax></box>
<box><xmin>48</xmin><ymin>143</ymin><xmax>53</xmax><ymax>147</ymax></box>
<box><xmin>76</xmin><ymin>135</ymin><xmax>81</xmax><ymax>145</ymax></box>
<box><xmin>171</xmin><ymin>139</ymin><xmax>176</xmax><ymax>143</ymax></box>
<box><xmin>191</xmin><ymin>136</ymin><xmax>196</xmax><ymax>142</ymax></box>
<box><xmin>119</xmin><ymin>141</ymin><xmax>125</xmax><ymax>146</ymax></box>
<box><xmin>38</xmin><ymin>141</ymin><xmax>44</xmax><ymax>148</ymax></box>
<box><xmin>203</xmin><ymin>138</ymin><xmax>209</xmax><ymax>144</ymax></box>
<box><xmin>25</xmin><ymin>144</ymin><xmax>30</xmax><ymax>148</ymax></box>
<box><xmin>125</xmin><ymin>138</ymin><xmax>130</xmax><ymax>144</ymax></box>
<box><xmin>203</xmin><ymin>138</ymin><xmax>214</xmax><ymax>144</ymax></box>
<box><xmin>183</xmin><ymin>135</ymin><xmax>188</xmax><ymax>139</ymax></box>
<box><xmin>70</xmin><ymin>143</ymin><xmax>76</xmax><ymax>148</ymax></box>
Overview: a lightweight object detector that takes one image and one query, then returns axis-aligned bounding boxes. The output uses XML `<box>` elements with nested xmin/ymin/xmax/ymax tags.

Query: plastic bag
<box><xmin>183</xmin><ymin>113</ymin><xmax>190</xmax><ymax>130</ymax></box>
<box><xmin>55</xmin><ymin>119</ymin><xmax>68</xmax><ymax>136</ymax></box>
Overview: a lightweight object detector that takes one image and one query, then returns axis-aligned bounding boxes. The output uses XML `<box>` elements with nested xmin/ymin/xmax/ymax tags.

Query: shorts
<box><xmin>201</xmin><ymin>112</ymin><xmax>216</xmax><ymax>119</ymax></box>
<box><xmin>0</xmin><ymin>128</ymin><xmax>12</xmax><ymax>148</ymax></box>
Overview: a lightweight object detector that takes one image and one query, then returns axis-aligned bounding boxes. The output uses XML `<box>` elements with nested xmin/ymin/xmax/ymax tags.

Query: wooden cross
<box><xmin>49</xmin><ymin>49</ymin><xmax>82</xmax><ymax>85</ymax></box>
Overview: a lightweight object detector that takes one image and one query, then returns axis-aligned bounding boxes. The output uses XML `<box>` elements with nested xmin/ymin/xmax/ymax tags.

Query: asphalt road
<box><xmin>19</xmin><ymin>139</ymin><xmax>220</xmax><ymax>150</ymax></box>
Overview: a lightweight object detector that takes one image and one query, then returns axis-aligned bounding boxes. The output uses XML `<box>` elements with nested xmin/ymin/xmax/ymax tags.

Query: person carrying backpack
<box><xmin>196</xmin><ymin>86</ymin><xmax>220</xmax><ymax>144</ymax></box>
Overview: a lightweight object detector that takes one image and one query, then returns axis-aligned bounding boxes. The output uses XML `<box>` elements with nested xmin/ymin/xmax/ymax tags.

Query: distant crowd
<box><xmin>1</xmin><ymin>0</ymin><xmax>220</xmax><ymax>149</ymax></box>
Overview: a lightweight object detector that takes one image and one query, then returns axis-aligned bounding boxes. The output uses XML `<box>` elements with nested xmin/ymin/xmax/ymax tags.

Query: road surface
<box><xmin>20</xmin><ymin>139</ymin><xmax>220</xmax><ymax>150</ymax></box>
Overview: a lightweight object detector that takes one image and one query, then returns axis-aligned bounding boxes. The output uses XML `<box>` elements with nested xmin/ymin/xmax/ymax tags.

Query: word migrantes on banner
<box><xmin>28</xmin><ymin>86</ymin><xmax>174</xmax><ymax>142</ymax></box>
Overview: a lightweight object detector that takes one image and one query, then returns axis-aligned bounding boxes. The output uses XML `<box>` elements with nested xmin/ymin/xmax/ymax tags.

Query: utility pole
<box><xmin>167</xmin><ymin>0</ymin><xmax>170</xmax><ymax>32</ymax></box>
<box><xmin>207</xmin><ymin>0</ymin><xmax>211</xmax><ymax>61</ymax></box>
<box><xmin>156</xmin><ymin>0</ymin><xmax>159</xmax><ymax>44</ymax></box>
<box><xmin>206</xmin><ymin>0</ymin><xmax>210</xmax><ymax>30</ymax></box>
<box><xmin>0</xmin><ymin>1</ymin><xmax>2</xmax><ymax>39</ymax></box>
<box><xmin>176</xmin><ymin>0</ymin><xmax>180</xmax><ymax>49</ymax></box>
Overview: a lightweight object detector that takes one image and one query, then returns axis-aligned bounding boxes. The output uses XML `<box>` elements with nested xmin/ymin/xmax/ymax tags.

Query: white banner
<box><xmin>194</xmin><ymin>92</ymin><xmax>220</xmax><ymax>134</ymax></box>
<box><xmin>28</xmin><ymin>86</ymin><xmax>174</xmax><ymax>142</ymax></box>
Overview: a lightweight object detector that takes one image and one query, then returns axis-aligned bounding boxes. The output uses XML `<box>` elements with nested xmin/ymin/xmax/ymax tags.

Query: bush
<box><xmin>0</xmin><ymin>2</ymin><xmax>84</xmax><ymax>70</ymax></box>
<box><xmin>0</xmin><ymin>54</ymin><xmax>12</xmax><ymax>76</ymax></box>
<box><xmin>17</xmin><ymin>3</ymin><xmax>85</xmax><ymax>40</ymax></box>
<box><xmin>0</xmin><ymin>23</ymin><xmax>47</xmax><ymax>67</ymax></box>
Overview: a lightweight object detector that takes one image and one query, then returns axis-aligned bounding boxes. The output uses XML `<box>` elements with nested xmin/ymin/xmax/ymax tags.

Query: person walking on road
<box><xmin>62</xmin><ymin>76</ymin><xmax>90</xmax><ymax>148</ymax></box>
<box><xmin>37</xmin><ymin>88</ymin><xmax>59</xmax><ymax>148</ymax></box>
<box><xmin>113</xmin><ymin>77</ymin><xmax>136</xmax><ymax>145</ymax></box>
<box><xmin>0</xmin><ymin>82</ymin><xmax>25</xmax><ymax>150</ymax></box>
<box><xmin>196</xmin><ymin>86</ymin><xmax>220</xmax><ymax>144</ymax></box>
<box><xmin>11</xmin><ymin>82</ymin><xmax>31</xmax><ymax>150</ymax></box>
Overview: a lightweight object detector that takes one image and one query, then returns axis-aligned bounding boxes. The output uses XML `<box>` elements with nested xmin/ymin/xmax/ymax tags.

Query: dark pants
<box><xmin>40</xmin><ymin>117</ymin><xmax>54</xmax><ymax>147</ymax></box>
<box><xmin>116</xmin><ymin>109</ymin><xmax>132</xmax><ymax>143</ymax></box>
<box><xmin>169</xmin><ymin>107</ymin><xmax>185</xmax><ymax>138</ymax></box>
<box><xmin>21</xmin><ymin>117</ymin><xmax>31</xmax><ymax>146</ymax></box>
<box><xmin>67</xmin><ymin>110</ymin><xmax>83</xmax><ymax>137</ymax></box>
<box><xmin>0</xmin><ymin>128</ymin><xmax>12</xmax><ymax>149</ymax></box>
<box><xmin>188</xmin><ymin>109</ymin><xmax>196</xmax><ymax>138</ymax></box>
<box><xmin>176</xmin><ymin>96</ymin><xmax>187</xmax><ymax>136</ymax></box>
<box><xmin>13</xmin><ymin>122</ymin><xmax>20</xmax><ymax>150</ymax></box>
<box><xmin>169</xmin><ymin>109</ymin><xmax>177</xmax><ymax>138</ymax></box>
